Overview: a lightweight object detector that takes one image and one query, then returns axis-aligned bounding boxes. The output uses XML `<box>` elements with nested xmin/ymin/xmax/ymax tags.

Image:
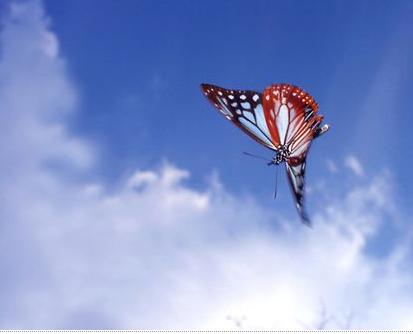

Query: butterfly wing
<box><xmin>201</xmin><ymin>83</ymin><xmax>276</xmax><ymax>151</ymax></box>
<box><xmin>285</xmin><ymin>156</ymin><xmax>310</xmax><ymax>225</ymax></box>
<box><xmin>261</xmin><ymin>83</ymin><xmax>330</xmax><ymax>225</ymax></box>
<box><xmin>202</xmin><ymin>82</ymin><xmax>330</xmax><ymax>225</ymax></box>
<box><xmin>261</xmin><ymin>83</ymin><xmax>325</xmax><ymax>148</ymax></box>
<box><xmin>285</xmin><ymin>116</ymin><xmax>322</xmax><ymax>225</ymax></box>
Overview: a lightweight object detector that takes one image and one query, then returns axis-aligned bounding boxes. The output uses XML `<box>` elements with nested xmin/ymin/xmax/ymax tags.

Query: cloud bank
<box><xmin>0</xmin><ymin>0</ymin><xmax>412</xmax><ymax>329</ymax></box>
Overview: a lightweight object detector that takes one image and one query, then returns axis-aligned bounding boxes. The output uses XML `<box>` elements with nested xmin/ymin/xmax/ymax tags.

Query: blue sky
<box><xmin>43</xmin><ymin>0</ymin><xmax>413</xmax><ymax>211</ymax></box>
<box><xmin>1</xmin><ymin>0</ymin><xmax>413</xmax><ymax>329</ymax></box>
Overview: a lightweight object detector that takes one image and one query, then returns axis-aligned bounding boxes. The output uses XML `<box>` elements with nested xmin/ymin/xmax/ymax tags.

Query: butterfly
<box><xmin>200</xmin><ymin>83</ymin><xmax>329</xmax><ymax>225</ymax></box>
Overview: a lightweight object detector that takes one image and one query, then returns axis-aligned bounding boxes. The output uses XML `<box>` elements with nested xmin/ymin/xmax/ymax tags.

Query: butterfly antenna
<box><xmin>274</xmin><ymin>164</ymin><xmax>279</xmax><ymax>199</ymax></box>
<box><xmin>243</xmin><ymin>151</ymin><xmax>269</xmax><ymax>162</ymax></box>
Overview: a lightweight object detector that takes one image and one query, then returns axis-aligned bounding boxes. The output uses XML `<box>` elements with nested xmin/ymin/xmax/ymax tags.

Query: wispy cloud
<box><xmin>0</xmin><ymin>0</ymin><xmax>412</xmax><ymax>330</ymax></box>
<box><xmin>326</xmin><ymin>159</ymin><xmax>338</xmax><ymax>173</ymax></box>
<box><xmin>345</xmin><ymin>155</ymin><xmax>364</xmax><ymax>177</ymax></box>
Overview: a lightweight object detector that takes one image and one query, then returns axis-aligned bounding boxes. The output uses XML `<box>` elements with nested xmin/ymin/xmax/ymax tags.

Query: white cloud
<box><xmin>0</xmin><ymin>0</ymin><xmax>412</xmax><ymax>330</ymax></box>
<box><xmin>345</xmin><ymin>155</ymin><xmax>364</xmax><ymax>177</ymax></box>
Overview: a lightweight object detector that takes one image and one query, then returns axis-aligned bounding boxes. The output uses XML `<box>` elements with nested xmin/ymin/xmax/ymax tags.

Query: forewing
<box><xmin>201</xmin><ymin>83</ymin><xmax>276</xmax><ymax>150</ymax></box>
<box><xmin>285</xmin><ymin>157</ymin><xmax>310</xmax><ymax>225</ymax></box>
<box><xmin>262</xmin><ymin>83</ymin><xmax>324</xmax><ymax>151</ymax></box>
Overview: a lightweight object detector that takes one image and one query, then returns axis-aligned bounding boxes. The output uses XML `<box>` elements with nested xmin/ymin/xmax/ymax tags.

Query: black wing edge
<box><xmin>200</xmin><ymin>83</ymin><xmax>226</xmax><ymax>95</ymax></box>
<box><xmin>285</xmin><ymin>161</ymin><xmax>312</xmax><ymax>227</ymax></box>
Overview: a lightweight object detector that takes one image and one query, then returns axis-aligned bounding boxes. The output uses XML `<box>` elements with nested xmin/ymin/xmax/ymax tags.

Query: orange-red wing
<box><xmin>262</xmin><ymin>83</ymin><xmax>319</xmax><ymax>151</ymax></box>
<box><xmin>261</xmin><ymin>83</ymin><xmax>326</xmax><ymax>226</ymax></box>
<box><xmin>288</xmin><ymin>114</ymin><xmax>323</xmax><ymax>163</ymax></box>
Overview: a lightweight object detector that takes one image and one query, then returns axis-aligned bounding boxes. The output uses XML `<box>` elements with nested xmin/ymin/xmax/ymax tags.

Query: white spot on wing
<box><xmin>240</xmin><ymin>95</ymin><xmax>246</xmax><ymax>100</ymax></box>
<box><xmin>253</xmin><ymin>94</ymin><xmax>259</xmax><ymax>102</ymax></box>
<box><xmin>241</xmin><ymin>102</ymin><xmax>251</xmax><ymax>109</ymax></box>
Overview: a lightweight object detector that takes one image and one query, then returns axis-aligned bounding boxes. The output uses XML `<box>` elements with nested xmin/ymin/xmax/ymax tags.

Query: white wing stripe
<box><xmin>254</xmin><ymin>104</ymin><xmax>272</xmax><ymax>142</ymax></box>
<box><xmin>239</xmin><ymin>117</ymin><xmax>274</xmax><ymax>147</ymax></box>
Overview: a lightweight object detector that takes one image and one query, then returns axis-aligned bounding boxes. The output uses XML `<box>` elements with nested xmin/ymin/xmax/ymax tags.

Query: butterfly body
<box><xmin>201</xmin><ymin>83</ymin><xmax>329</xmax><ymax>225</ymax></box>
<box><xmin>270</xmin><ymin>145</ymin><xmax>290</xmax><ymax>165</ymax></box>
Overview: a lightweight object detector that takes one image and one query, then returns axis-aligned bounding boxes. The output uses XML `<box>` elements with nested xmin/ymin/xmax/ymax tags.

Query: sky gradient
<box><xmin>1</xmin><ymin>0</ymin><xmax>413</xmax><ymax>329</ymax></box>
